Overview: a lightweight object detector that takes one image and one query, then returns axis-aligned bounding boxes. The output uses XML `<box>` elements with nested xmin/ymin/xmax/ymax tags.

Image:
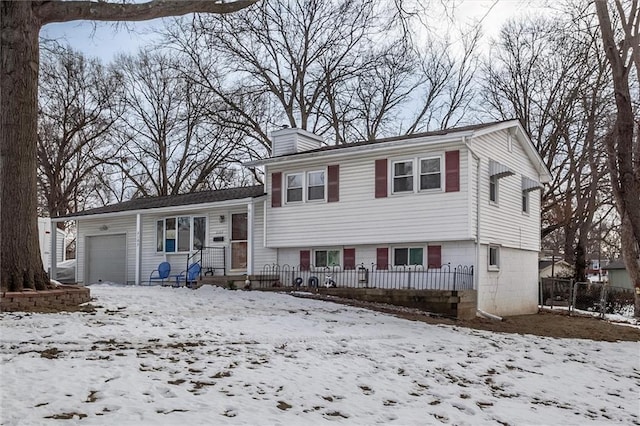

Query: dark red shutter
<box><xmin>445</xmin><ymin>150</ymin><xmax>460</xmax><ymax>192</ymax></box>
<box><xmin>300</xmin><ymin>250</ymin><xmax>310</xmax><ymax>271</ymax></box>
<box><xmin>343</xmin><ymin>248</ymin><xmax>356</xmax><ymax>270</ymax></box>
<box><xmin>427</xmin><ymin>245</ymin><xmax>442</xmax><ymax>268</ymax></box>
<box><xmin>328</xmin><ymin>165</ymin><xmax>339</xmax><ymax>202</ymax></box>
<box><xmin>271</xmin><ymin>172</ymin><xmax>282</xmax><ymax>207</ymax></box>
<box><xmin>376</xmin><ymin>247</ymin><xmax>389</xmax><ymax>270</ymax></box>
<box><xmin>375</xmin><ymin>159</ymin><xmax>387</xmax><ymax>198</ymax></box>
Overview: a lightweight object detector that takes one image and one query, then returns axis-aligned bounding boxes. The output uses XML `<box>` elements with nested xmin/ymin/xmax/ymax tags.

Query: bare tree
<box><xmin>482</xmin><ymin>13</ymin><xmax>613</xmax><ymax>279</ymax></box>
<box><xmin>595</xmin><ymin>0</ymin><xmax>640</xmax><ymax>314</ymax></box>
<box><xmin>1</xmin><ymin>0</ymin><xmax>256</xmax><ymax>292</ymax></box>
<box><xmin>37</xmin><ymin>44</ymin><xmax>123</xmax><ymax>220</ymax></box>
<box><xmin>163</xmin><ymin>0</ymin><xmax>478</xmax><ymax>152</ymax></box>
<box><xmin>111</xmin><ymin>49</ymin><xmax>248</xmax><ymax>197</ymax></box>
<box><xmin>404</xmin><ymin>26</ymin><xmax>481</xmax><ymax>133</ymax></box>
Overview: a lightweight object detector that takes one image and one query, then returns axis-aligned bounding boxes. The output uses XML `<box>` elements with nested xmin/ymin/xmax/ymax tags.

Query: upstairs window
<box><xmin>394</xmin><ymin>247</ymin><xmax>424</xmax><ymax>266</ymax></box>
<box><xmin>393</xmin><ymin>160</ymin><xmax>413</xmax><ymax>193</ymax></box>
<box><xmin>489</xmin><ymin>175</ymin><xmax>498</xmax><ymax>203</ymax></box>
<box><xmin>286</xmin><ymin>173</ymin><xmax>303</xmax><ymax>202</ymax></box>
<box><xmin>522</xmin><ymin>191</ymin><xmax>529</xmax><ymax>213</ymax></box>
<box><xmin>307</xmin><ymin>171</ymin><xmax>325</xmax><ymax>201</ymax></box>
<box><xmin>420</xmin><ymin>157</ymin><xmax>441</xmax><ymax>190</ymax></box>
<box><xmin>488</xmin><ymin>160</ymin><xmax>514</xmax><ymax>205</ymax></box>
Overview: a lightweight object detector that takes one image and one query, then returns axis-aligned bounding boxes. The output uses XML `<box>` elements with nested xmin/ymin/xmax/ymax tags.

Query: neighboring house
<box><xmin>603</xmin><ymin>260</ymin><xmax>638</xmax><ymax>290</ymax></box>
<box><xmin>53</xmin><ymin>119</ymin><xmax>551</xmax><ymax>316</ymax></box>
<box><xmin>38</xmin><ymin>217</ymin><xmax>66</xmax><ymax>273</ymax></box>
<box><xmin>538</xmin><ymin>259</ymin><xmax>574</xmax><ymax>279</ymax></box>
<box><xmin>52</xmin><ymin>186</ymin><xmax>273</xmax><ymax>286</ymax></box>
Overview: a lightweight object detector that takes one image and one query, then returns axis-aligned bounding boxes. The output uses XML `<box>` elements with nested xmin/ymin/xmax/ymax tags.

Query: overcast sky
<box><xmin>40</xmin><ymin>0</ymin><xmax>547</xmax><ymax>62</ymax></box>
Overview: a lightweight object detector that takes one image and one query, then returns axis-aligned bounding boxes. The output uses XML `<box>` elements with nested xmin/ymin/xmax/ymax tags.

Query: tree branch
<box><xmin>36</xmin><ymin>0</ymin><xmax>257</xmax><ymax>25</ymax></box>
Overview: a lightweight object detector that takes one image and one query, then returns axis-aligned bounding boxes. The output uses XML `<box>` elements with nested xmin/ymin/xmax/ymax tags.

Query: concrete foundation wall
<box><xmin>255</xmin><ymin>287</ymin><xmax>477</xmax><ymax>319</ymax></box>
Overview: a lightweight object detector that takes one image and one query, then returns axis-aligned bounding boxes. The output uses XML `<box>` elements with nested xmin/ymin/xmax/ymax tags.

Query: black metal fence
<box><xmin>255</xmin><ymin>263</ymin><xmax>474</xmax><ymax>291</ymax></box>
<box><xmin>539</xmin><ymin>277</ymin><xmax>635</xmax><ymax>317</ymax></box>
<box><xmin>186</xmin><ymin>246</ymin><xmax>226</xmax><ymax>277</ymax></box>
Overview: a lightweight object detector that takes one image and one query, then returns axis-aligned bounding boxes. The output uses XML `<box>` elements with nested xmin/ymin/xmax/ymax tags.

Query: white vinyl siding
<box><xmin>470</xmin><ymin>131</ymin><xmax>541</xmax><ymax>252</ymax></box>
<box><xmin>253</xmin><ymin>201</ymin><xmax>277</xmax><ymax>268</ymax></box>
<box><xmin>265</xmin><ymin>142</ymin><xmax>470</xmax><ymax>248</ymax></box>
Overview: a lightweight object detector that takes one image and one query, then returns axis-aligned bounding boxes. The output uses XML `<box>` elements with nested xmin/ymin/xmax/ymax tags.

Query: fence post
<box><xmin>571</xmin><ymin>280</ymin><xmax>578</xmax><ymax>316</ymax></box>
<box><xmin>407</xmin><ymin>267</ymin><xmax>412</xmax><ymax>289</ymax></box>
<box><xmin>598</xmin><ymin>285</ymin><xmax>608</xmax><ymax>318</ymax></box>
<box><xmin>451</xmin><ymin>267</ymin><xmax>455</xmax><ymax>291</ymax></box>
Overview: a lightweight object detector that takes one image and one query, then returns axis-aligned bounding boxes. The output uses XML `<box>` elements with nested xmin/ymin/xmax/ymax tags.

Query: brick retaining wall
<box><xmin>1</xmin><ymin>286</ymin><xmax>91</xmax><ymax>312</ymax></box>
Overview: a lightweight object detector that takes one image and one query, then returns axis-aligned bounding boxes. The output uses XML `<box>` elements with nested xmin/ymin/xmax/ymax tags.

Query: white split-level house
<box><xmin>52</xmin><ymin>119</ymin><xmax>551</xmax><ymax>316</ymax></box>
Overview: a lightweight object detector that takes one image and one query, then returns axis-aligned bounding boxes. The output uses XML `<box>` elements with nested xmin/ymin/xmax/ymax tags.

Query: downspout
<box><xmin>50</xmin><ymin>219</ymin><xmax>57</xmax><ymax>282</ymax></box>
<box><xmin>463</xmin><ymin>136</ymin><xmax>481</xmax><ymax>293</ymax></box>
<box><xmin>135</xmin><ymin>213</ymin><xmax>142</xmax><ymax>286</ymax></box>
<box><xmin>247</xmin><ymin>201</ymin><xmax>254</xmax><ymax>276</ymax></box>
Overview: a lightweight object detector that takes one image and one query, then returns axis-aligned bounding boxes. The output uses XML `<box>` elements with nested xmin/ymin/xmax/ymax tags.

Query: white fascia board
<box><xmin>472</xmin><ymin>120</ymin><xmax>552</xmax><ymax>184</ymax></box>
<box><xmin>53</xmin><ymin>195</ymin><xmax>267</xmax><ymax>222</ymax></box>
<box><xmin>245</xmin><ymin>133</ymin><xmax>472</xmax><ymax>167</ymax></box>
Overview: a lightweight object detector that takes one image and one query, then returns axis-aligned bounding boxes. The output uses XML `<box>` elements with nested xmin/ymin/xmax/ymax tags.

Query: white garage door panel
<box><xmin>87</xmin><ymin>234</ymin><xmax>126</xmax><ymax>284</ymax></box>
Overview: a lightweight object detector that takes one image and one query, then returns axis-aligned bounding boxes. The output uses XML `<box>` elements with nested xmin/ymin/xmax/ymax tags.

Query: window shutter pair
<box><xmin>271</xmin><ymin>166</ymin><xmax>339</xmax><ymax>207</ymax></box>
<box><xmin>300</xmin><ymin>247</ymin><xmax>355</xmax><ymax>271</ymax></box>
<box><xmin>374</xmin><ymin>150</ymin><xmax>459</xmax><ymax>197</ymax></box>
<box><xmin>376</xmin><ymin>245</ymin><xmax>441</xmax><ymax>269</ymax></box>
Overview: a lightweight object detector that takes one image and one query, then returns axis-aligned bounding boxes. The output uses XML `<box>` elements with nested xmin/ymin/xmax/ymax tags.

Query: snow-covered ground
<box><xmin>1</xmin><ymin>285</ymin><xmax>638</xmax><ymax>425</ymax></box>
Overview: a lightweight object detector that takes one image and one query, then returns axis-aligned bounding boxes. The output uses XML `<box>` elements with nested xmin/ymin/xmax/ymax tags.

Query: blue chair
<box><xmin>149</xmin><ymin>262</ymin><xmax>171</xmax><ymax>286</ymax></box>
<box><xmin>174</xmin><ymin>263</ymin><xmax>201</xmax><ymax>288</ymax></box>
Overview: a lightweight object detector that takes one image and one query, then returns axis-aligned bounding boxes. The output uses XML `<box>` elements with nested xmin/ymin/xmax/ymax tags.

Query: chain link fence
<box><xmin>540</xmin><ymin>277</ymin><xmax>636</xmax><ymax>318</ymax></box>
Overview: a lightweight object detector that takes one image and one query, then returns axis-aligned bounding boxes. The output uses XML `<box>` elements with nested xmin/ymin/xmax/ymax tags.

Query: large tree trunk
<box><xmin>1</xmin><ymin>2</ymin><xmax>49</xmax><ymax>292</ymax></box>
<box><xmin>1</xmin><ymin>1</ymin><xmax>257</xmax><ymax>293</ymax></box>
<box><xmin>595</xmin><ymin>1</ymin><xmax>640</xmax><ymax>316</ymax></box>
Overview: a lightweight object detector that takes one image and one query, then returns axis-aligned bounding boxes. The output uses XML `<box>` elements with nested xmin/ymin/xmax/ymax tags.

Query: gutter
<box><xmin>52</xmin><ymin>195</ymin><xmax>267</xmax><ymax>222</ymax></box>
<box><xmin>245</xmin><ymin>133</ymin><xmax>473</xmax><ymax>167</ymax></box>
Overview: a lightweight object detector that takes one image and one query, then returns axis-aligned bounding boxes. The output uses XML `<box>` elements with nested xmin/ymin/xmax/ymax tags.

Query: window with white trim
<box><xmin>307</xmin><ymin>170</ymin><xmax>325</xmax><ymax>201</ymax></box>
<box><xmin>522</xmin><ymin>191</ymin><xmax>529</xmax><ymax>213</ymax></box>
<box><xmin>420</xmin><ymin>157</ymin><xmax>441</xmax><ymax>190</ymax></box>
<box><xmin>393</xmin><ymin>160</ymin><xmax>413</xmax><ymax>193</ymax></box>
<box><xmin>489</xmin><ymin>245</ymin><xmax>500</xmax><ymax>270</ymax></box>
<box><xmin>392</xmin><ymin>157</ymin><xmax>442</xmax><ymax>194</ymax></box>
<box><xmin>286</xmin><ymin>173</ymin><xmax>303</xmax><ymax>202</ymax></box>
<box><xmin>489</xmin><ymin>175</ymin><xmax>498</xmax><ymax>203</ymax></box>
<box><xmin>156</xmin><ymin>216</ymin><xmax>207</xmax><ymax>253</ymax></box>
<box><xmin>393</xmin><ymin>247</ymin><xmax>424</xmax><ymax>266</ymax></box>
<box><xmin>315</xmin><ymin>249</ymin><xmax>340</xmax><ymax>267</ymax></box>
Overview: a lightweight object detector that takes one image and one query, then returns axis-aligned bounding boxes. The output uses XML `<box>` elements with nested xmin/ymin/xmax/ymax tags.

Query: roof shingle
<box><xmin>58</xmin><ymin>185</ymin><xmax>265</xmax><ymax>218</ymax></box>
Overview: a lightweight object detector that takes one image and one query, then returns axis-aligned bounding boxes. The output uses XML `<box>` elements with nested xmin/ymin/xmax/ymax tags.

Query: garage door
<box><xmin>86</xmin><ymin>234</ymin><xmax>126</xmax><ymax>284</ymax></box>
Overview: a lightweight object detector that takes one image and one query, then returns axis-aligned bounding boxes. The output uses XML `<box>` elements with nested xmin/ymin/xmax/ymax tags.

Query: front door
<box><xmin>231</xmin><ymin>213</ymin><xmax>247</xmax><ymax>270</ymax></box>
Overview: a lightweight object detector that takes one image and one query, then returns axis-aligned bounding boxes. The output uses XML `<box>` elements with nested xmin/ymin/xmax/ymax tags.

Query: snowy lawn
<box><xmin>1</xmin><ymin>285</ymin><xmax>638</xmax><ymax>425</ymax></box>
